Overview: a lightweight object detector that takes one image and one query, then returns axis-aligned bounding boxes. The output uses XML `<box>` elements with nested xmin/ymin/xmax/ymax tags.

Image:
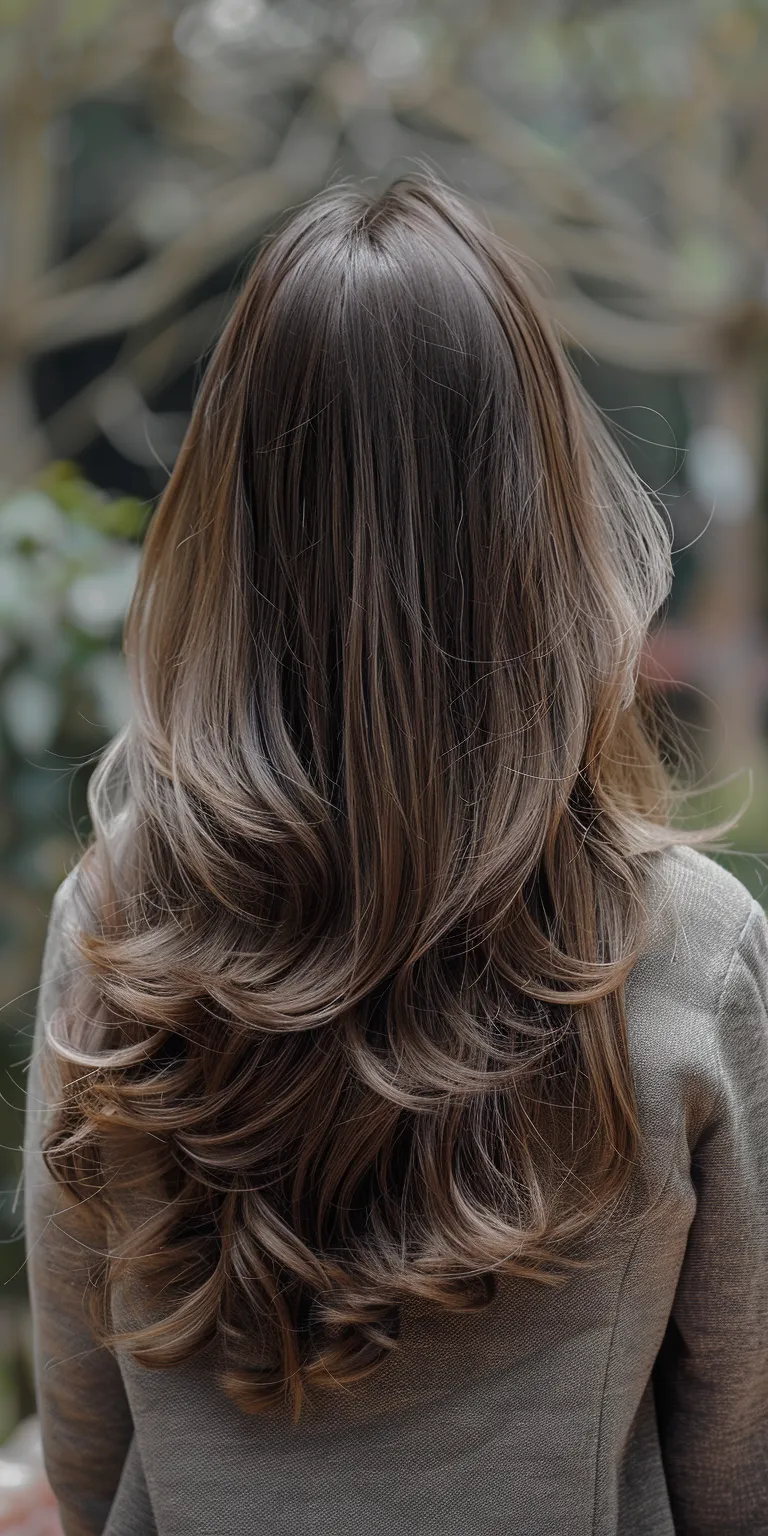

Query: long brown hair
<box><xmin>42</xmin><ymin>173</ymin><xmax>720</xmax><ymax>1419</ymax></box>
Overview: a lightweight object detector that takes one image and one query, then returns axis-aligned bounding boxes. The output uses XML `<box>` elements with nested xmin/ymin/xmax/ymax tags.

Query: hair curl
<box><xmin>43</xmin><ymin>174</ymin><xmax>721</xmax><ymax>1420</ymax></box>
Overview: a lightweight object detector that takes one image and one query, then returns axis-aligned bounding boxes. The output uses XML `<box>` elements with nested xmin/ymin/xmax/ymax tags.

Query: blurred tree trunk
<box><xmin>0</xmin><ymin>87</ymin><xmax>53</xmax><ymax>482</ymax></box>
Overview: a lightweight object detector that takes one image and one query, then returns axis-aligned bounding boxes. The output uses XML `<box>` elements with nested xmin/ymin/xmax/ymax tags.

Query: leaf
<box><xmin>32</xmin><ymin>462</ymin><xmax>151</xmax><ymax>542</ymax></box>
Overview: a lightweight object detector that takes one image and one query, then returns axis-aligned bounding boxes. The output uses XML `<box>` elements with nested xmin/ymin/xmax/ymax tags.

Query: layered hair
<box><xmin>43</xmin><ymin>174</ymin><xmax>719</xmax><ymax>1419</ymax></box>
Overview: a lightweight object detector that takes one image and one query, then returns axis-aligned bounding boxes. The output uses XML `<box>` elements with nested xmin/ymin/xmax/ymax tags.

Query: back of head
<box><xmin>43</xmin><ymin>173</ymin><xmax>694</xmax><ymax>1419</ymax></box>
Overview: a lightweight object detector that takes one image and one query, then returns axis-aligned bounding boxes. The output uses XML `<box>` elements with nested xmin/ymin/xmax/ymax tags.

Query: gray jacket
<box><xmin>23</xmin><ymin>844</ymin><xmax>768</xmax><ymax>1535</ymax></box>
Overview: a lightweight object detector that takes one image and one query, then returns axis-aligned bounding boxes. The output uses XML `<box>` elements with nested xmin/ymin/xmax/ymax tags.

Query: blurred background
<box><xmin>1</xmin><ymin>0</ymin><xmax>768</xmax><ymax>1516</ymax></box>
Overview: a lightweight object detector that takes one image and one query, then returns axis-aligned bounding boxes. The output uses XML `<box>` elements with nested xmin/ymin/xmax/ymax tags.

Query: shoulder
<box><xmin>648</xmin><ymin>840</ymin><xmax>757</xmax><ymax>919</ymax></box>
<box><xmin>42</xmin><ymin>857</ymin><xmax>94</xmax><ymax>970</ymax></box>
<box><xmin>625</xmin><ymin>843</ymin><xmax>768</xmax><ymax>1139</ymax></box>
<box><xmin>34</xmin><ymin>860</ymin><xmax>90</xmax><ymax>1044</ymax></box>
<box><xmin>639</xmin><ymin>842</ymin><xmax>760</xmax><ymax>979</ymax></box>
<box><xmin>48</xmin><ymin>859</ymin><xmax>86</xmax><ymax>931</ymax></box>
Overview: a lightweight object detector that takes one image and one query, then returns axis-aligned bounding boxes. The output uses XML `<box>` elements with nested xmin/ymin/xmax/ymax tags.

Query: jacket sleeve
<box><xmin>23</xmin><ymin>873</ymin><xmax>135</xmax><ymax>1536</ymax></box>
<box><xmin>652</xmin><ymin>896</ymin><xmax>768</xmax><ymax>1535</ymax></box>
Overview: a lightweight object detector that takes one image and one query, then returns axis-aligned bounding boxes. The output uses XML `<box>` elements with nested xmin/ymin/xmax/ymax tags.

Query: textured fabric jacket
<box><xmin>23</xmin><ymin>844</ymin><xmax>768</xmax><ymax>1535</ymax></box>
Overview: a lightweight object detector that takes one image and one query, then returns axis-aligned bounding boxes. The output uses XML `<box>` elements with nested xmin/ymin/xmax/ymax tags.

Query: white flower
<box><xmin>0</xmin><ymin>672</ymin><xmax>60</xmax><ymax>755</ymax></box>
<box><xmin>0</xmin><ymin>492</ymin><xmax>68</xmax><ymax>552</ymax></box>
<box><xmin>65</xmin><ymin>549</ymin><xmax>141</xmax><ymax>636</ymax></box>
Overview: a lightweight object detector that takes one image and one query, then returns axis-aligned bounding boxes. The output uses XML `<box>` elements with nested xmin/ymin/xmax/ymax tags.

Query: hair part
<box><xmin>42</xmin><ymin>172</ymin><xmax>731</xmax><ymax>1420</ymax></box>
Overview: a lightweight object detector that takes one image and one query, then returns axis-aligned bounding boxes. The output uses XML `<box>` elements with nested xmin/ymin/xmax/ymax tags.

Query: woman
<box><xmin>24</xmin><ymin>174</ymin><xmax>768</xmax><ymax>1536</ymax></box>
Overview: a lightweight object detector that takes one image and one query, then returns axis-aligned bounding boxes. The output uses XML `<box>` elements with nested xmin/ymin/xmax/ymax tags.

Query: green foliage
<box><xmin>33</xmin><ymin>461</ymin><xmax>151</xmax><ymax>542</ymax></box>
